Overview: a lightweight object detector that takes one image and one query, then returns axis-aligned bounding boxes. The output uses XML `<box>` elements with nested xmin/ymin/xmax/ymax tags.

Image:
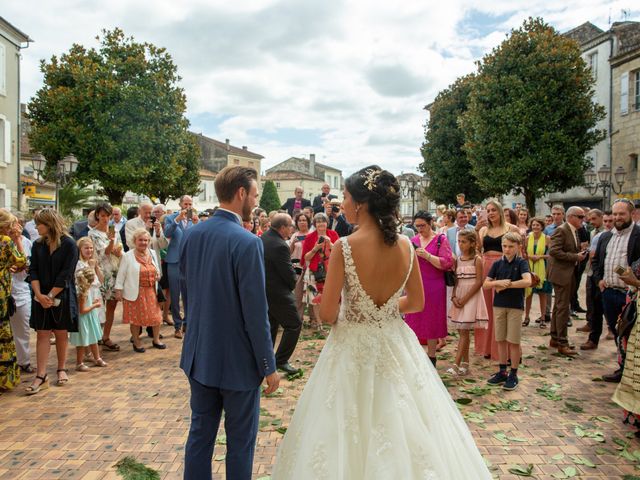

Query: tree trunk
<box><xmin>524</xmin><ymin>188</ymin><xmax>537</xmax><ymax>217</ymax></box>
<box><xmin>103</xmin><ymin>188</ymin><xmax>125</xmax><ymax>206</ymax></box>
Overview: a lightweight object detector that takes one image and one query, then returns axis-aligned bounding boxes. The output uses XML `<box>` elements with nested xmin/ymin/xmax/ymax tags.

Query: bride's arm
<box><xmin>318</xmin><ymin>241</ymin><xmax>345</xmax><ymax>325</ymax></box>
<box><xmin>399</xmin><ymin>251</ymin><xmax>425</xmax><ymax>314</ymax></box>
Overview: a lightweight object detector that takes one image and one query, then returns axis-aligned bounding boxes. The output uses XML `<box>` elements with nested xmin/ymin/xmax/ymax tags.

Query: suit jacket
<box><xmin>327</xmin><ymin>214</ymin><xmax>352</xmax><ymax>237</ymax></box>
<box><xmin>179</xmin><ymin>209</ymin><xmax>276</xmax><ymax>391</ymax></box>
<box><xmin>592</xmin><ymin>224</ymin><xmax>640</xmax><ymax>285</ymax></box>
<box><xmin>312</xmin><ymin>193</ymin><xmax>337</xmax><ymax>213</ymax></box>
<box><xmin>70</xmin><ymin>220</ymin><xmax>89</xmax><ymax>241</ymax></box>
<box><xmin>281</xmin><ymin>197</ymin><xmax>311</xmax><ymax>216</ymax></box>
<box><xmin>163</xmin><ymin>212</ymin><xmax>195</xmax><ymax>264</ymax></box>
<box><xmin>446</xmin><ymin>224</ymin><xmax>475</xmax><ymax>255</ymax></box>
<box><xmin>261</xmin><ymin>229</ymin><xmax>297</xmax><ymax>305</ymax></box>
<box><xmin>547</xmin><ymin>223</ymin><xmax>581</xmax><ymax>286</ymax></box>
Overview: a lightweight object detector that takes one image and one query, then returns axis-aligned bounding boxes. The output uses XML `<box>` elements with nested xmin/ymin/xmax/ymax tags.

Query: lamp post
<box><xmin>400</xmin><ymin>175</ymin><xmax>429</xmax><ymax>218</ymax></box>
<box><xmin>583</xmin><ymin>165</ymin><xmax>627</xmax><ymax>209</ymax></box>
<box><xmin>31</xmin><ymin>153</ymin><xmax>79</xmax><ymax>210</ymax></box>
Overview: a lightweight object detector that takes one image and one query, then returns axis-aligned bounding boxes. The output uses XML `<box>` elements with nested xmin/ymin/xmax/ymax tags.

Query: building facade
<box><xmin>193</xmin><ymin>133</ymin><xmax>263</xmax><ymax>184</ymax></box>
<box><xmin>397</xmin><ymin>172</ymin><xmax>429</xmax><ymax>221</ymax></box>
<box><xmin>610</xmin><ymin>22</ymin><xmax>640</xmax><ymax>200</ymax></box>
<box><xmin>0</xmin><ymin>18</ymin><xmax>31</xmax><ymax>209</ymax></box>
<box><xmin>265</xmin><ymin>154</ymin><xmax>343</xmax><ymax>204</ymax></box>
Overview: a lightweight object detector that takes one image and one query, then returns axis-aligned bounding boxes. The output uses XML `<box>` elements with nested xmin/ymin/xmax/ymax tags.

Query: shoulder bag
<box><xmin>436</xmin><ymin>235</ymin><xmax>456</xmax><ymax>287</ymax></box>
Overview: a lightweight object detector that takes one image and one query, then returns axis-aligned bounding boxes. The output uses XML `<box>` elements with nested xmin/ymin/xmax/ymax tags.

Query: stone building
<box><xmin>610</xmin><ymin>21</ymin><xmax>640</xmax><ymax>201</ymax></box>
<box><xmin>193</xmin><ymin>133</ymin><xmax>263</xmax><ymax>183</ymax></box>
<box><xmin>265</xmin><ymin>154</ymin><xmax>343</xmax><ymax>204</ymax></box>
<box><xmin>0</xmin><ymin>17</ymin><xmax>31</xmax><ymax>209</ymax></box>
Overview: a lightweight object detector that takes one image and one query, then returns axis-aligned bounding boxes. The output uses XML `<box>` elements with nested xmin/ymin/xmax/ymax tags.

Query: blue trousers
<box><xmin>184</xmin><ymin>377</ymin><xmax>260</xmax><ymax>480</ymax></box>
<box><xmin>602</xmin><ymin>288</ymin><xmax>627</xmax><ymax>342</ymax></box>
<box><xmin>167</xmin><ymin>262</ymin><xmax>183</xmax><ymax>331</ymax></box>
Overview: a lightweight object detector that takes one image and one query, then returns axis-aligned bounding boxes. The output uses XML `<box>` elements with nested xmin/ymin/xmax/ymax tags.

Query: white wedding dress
<box><xmin>272</xmin><ymin>237</ymin><xmax>492</xmax><ymax>479</ymax></box>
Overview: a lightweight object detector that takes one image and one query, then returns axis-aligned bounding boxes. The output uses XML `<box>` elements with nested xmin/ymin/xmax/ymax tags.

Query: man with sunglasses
<box><xmin>547</xmin><ymin>206</ymin><xmax>589</xmax><ymax>356</ymax></box>
<box><xmin>592</xmin><ymin>198</ymin><xmax>640</xmax><ymax>382</ymax></box>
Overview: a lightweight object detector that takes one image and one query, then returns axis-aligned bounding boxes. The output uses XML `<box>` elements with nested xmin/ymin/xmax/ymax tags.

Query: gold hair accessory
<box><xmin>363</xmin><ymin>169</ymin><xmax>381</xmax><ymax>191</ymax></box>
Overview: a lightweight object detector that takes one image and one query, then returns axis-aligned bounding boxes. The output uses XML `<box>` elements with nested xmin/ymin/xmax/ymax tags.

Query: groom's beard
<box><xmin>242</xmin><ymin>199</ymin><xmax>253</xmax><ymax>222</ymax></box>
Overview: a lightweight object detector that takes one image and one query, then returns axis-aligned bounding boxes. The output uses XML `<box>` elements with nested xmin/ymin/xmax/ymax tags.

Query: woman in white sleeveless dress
<box><xmin>272</xmin><ymin>166</ymin><xmax>491</xmax><ymax>479</ymax></box>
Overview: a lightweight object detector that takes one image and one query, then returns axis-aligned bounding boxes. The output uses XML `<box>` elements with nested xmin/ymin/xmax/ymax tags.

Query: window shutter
<box><xmin>4</xmin><ymin>188</ymin><xmax>11</xmax><ymax>208</ymax></box>
<box><xmin>0</xmin><ymin>44</ymin><xmax>6</xmax><ymax>96</ymax></box>
<box><xmin>621</xmin><ymin>72</ymin><xmax>629</xmax><ymax>115</ymax></box>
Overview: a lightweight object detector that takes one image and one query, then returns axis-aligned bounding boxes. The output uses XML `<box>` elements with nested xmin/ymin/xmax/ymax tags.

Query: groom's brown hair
<box><xmin>215</xmin><ymin>166</ymin><xmax>258</xmax><ymax>203</ymax></box>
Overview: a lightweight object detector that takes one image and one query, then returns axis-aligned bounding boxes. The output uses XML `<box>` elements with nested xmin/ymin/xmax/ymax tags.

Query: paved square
<box><xmin>1</xmin><ymin>301</ymin><xmax>639</xmax><ymax>479</ymax></box>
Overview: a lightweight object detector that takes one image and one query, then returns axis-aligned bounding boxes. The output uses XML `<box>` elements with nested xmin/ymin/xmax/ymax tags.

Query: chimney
<box><xmin>309</xmin><ymin>153</ymin><xmax>316</xmax><ymax>177</ymax></box>
<box><xmin>225</xmin><ymin>139</ymin><xmax>230</xmax><ymax>151</ymax></box>
<box><xmin>242</xmin><ymin>146</ymin><xmax>247</xmax><ymax>150</ymax></box>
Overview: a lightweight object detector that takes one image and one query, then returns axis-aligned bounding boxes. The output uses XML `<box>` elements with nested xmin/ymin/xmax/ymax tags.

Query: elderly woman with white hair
<box><xmin>115</xmin><ymin>228</ymin><xmax>165</xmax><ymax>352</ymax></box>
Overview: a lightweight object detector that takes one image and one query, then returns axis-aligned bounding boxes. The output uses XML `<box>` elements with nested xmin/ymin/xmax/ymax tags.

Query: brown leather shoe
<box><xmin>549</xmin><ymin>339</ymin><xmax>559</xmax><ymax>348</ymax></box>
<box><xmin>174</xmin><ymin>330</ymin><xmax>183</xmax><ymax>339</ymax></box>
<box><xmin>576</xmin><ymin>325</ymin><xmax>591</xmax><ymax>333</ymax></box>
<box><xmin>580</xmin><ymin>340</ymin><xmax>598</xmax><ymax>350</ymax></box>
<box><xmin>558</xmin><ymin>346</ymin><xmax>578</xmax><ymax>356</ymax></box>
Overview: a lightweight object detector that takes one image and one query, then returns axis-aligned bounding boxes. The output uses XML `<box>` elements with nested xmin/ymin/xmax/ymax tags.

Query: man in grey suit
<box><xmin>180</xmin><ymin>166</ymin><xmax>279</xmax><ymax>480</ymax></box>
<box><xmin>446</xmin><ymin>209</ymin><xmax>475</xmax><ymax>257</ymax></box>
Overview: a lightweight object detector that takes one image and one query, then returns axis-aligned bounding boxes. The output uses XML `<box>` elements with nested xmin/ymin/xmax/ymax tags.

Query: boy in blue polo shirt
<box><xmin>483</xmin><ymin>232</ymin><xmax>532</xmax><ymax>390</ymax></box>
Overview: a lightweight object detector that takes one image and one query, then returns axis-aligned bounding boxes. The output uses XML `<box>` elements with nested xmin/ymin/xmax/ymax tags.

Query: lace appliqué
<box><xmin>310</xmin><ymin>442</ymin><xmax>329</xmax><ymax>479</ymax></box>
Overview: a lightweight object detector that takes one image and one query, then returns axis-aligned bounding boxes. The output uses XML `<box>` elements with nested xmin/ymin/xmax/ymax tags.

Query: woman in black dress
<box><xmin>26</xmin><ymin>209</ymin><xmax>79</xmax><ymax>394</ymax></box>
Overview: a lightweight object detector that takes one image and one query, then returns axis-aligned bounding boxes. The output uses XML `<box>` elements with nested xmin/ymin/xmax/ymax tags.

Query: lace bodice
<box><xmin>338</xmin><ymin>236</ymin><xmax>414</xmax><ymax>327</ymax></box>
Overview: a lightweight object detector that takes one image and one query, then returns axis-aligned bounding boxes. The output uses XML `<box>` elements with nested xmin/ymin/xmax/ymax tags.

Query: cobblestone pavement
<box><xmin>1</xmin><ymin>300</ymin><xmax>640</xmax><ymax>480</ymax></box>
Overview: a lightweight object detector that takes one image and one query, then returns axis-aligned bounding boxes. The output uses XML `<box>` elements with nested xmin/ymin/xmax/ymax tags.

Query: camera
<box><xmin>150</xmin><ymin>215</ymin><xmax>156</xmax><ymax>224</ymax></box>
<box><xmin>317</xmin><ymin>236</ymin><xmax>325</xmax><ymax>244</ymax></box>
<box><xmin>332</xmin><ymin>205</ymin><xmax>340</xmax><ymax>213</ymax></box>
<box><xmin>186</xmin><ymin>208</ymin><xmax>193</xmax><ymax>218</ymax></box>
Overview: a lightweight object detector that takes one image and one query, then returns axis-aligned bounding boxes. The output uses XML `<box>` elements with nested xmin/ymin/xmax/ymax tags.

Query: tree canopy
<box><xmin>260</xmin><ymin>180</ymin><xmax>282</xmax><ymax>213</ymax></box>
<box><xmin>420</xmin><ymin>74</ymin><xmax>491</xmax><ymax>205</ymax></box>
<box><xmin>28</xmin><ymin>28</ymin><xmax>201</xmax><ymax>205</ymax></box>
<box><xmin>460</xmin><ymin>17</ymin><xmax>606</xmax><ymax>214</ymax></box>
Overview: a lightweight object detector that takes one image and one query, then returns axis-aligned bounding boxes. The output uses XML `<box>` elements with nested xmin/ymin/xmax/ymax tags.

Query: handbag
<box><xmin>436</xmin><ymin>235</ymin><xmax>456</xmax><ymax>287</ymax></box>
<box><xmin>529</xmin><ymin>272</ymin><xmax>541</xmax><ymax>288</ymax></box>
<box><xmin>312</xmin><ymin>261</ymin><xmax>327</xmax><ymax>283</ymax></box>
<box><xmin>617</xmin><ymin>292</ymin><xmax>637</xmax><ymax>340</ymax></box>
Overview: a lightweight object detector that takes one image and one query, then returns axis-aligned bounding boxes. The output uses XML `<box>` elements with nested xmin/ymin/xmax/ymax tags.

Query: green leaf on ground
<box><xmin>286</xmin><ymin>369</ymin><xmax>304</xmax><ymax>381</ymax></box>
<box><xmin>215</xmin><ymin>435</ymin><xmax>227</xmax><ymax>445</ymax></box>
<box><xmin>276</xmin><ymin>427</ymin><xmax>288</xmax><ymax>434</ymax></box>
<box><xmin>563</xmin><ymin>466</ymin><xmax>578</xmax><ymax>477</ymax></box>
<box><xmin>564</xmin><ymin>402</ymin><xmax>584</xmax><ymax>413</ymax></box>
<box><xmin>507</xmin><ymin>464</ymin><xmax>534</xmax><ymax>476</ymax></box>
<box><xmin>456</xmin><ymin>397</ymin><xmax>473</xmax><ymax>405</ymax></box>
<box><xmin>536</xmin><ymin>383</ymin><xmax>562</xmax><ymax>401</ymax></box>
<box><xmin>114</xmin><ymin>456</ymin><xmax>161</xmax><ymax>480</ymax></box>
<box><xmin>214</xmin><ymin>454</ymin><xmax>226</xmax><ymax>461</ymax></box>
<box><xmin>551</xmin><ymin>453</ymin><xmax>565</xmax><ymax>461</ymax></box>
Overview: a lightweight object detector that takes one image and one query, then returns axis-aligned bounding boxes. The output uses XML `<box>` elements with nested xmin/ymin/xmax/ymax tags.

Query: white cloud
<box><xmin>5</xmin><ymin>0</ymin><xmax>639</xmax><ymax>179</ymax></box>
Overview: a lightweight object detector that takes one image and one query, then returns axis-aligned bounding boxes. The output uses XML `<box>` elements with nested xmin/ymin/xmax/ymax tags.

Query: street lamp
<box><xmin>400</xmin><ymin>175</ymin><xmax>429</xmax><ymax>218</ymax></box>
<box><xmin>31</xmin><ymin>153</ymin><xmax>79</xmax><ymax>209</ymax></box>
<box><xmin>584</xmin><ymin>164</ymin><xmax>627</xmax><ymax>209</ymax></box>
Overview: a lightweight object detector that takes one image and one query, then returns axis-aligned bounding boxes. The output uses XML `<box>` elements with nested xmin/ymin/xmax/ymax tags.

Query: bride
<box><xmin>271</xmin><ymin>166</ymin><xmax>491</xmax><ymax>479</ymax></box>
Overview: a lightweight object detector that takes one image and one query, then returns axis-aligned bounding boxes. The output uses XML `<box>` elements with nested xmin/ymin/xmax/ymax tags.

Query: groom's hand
<box><xmin>264</xmin><ymin>372</ymin><xmax>280</xmax><ymax>395</ymax></box>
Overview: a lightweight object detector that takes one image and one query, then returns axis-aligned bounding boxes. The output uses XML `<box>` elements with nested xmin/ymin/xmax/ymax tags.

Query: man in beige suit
<box><xmin>547</xmin><ymin>206</ymin><xmax>589</xmax><ymax>356</ymax></box>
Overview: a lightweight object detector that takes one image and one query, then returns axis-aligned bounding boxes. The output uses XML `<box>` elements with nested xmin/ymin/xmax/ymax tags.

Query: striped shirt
<box><xmin>604</xmin><ymin>224</ymin><xmax>634</xmax><ymax>289</ymax></box>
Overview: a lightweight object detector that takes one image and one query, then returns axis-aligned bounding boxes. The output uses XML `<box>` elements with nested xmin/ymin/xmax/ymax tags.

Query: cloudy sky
<box><xmin>5</xmin><ymin>1</ymin><xmax>639</xmax><ymax>177</ymax></box>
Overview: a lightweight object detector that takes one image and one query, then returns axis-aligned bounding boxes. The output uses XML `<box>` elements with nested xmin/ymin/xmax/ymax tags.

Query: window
<box><xmin>0</xmin><ymin>44</ymin><xmax>5</xmax><ymax>96</ymax></box>
<box><xmin>635</xmin><ymin>71</ymin><xmax>640</xmax><ymax>111</ymax></box>
<box><xmin>621</xmin><ymin>72</ymin><xmax>629</xmax><ymax>115</ymax></box>
<box><xmin>334</xmin><ymin>176</ymin><xmax>338</xmax><ymax>188</ymax></box>
<box><xmin>198</xmin><ymin>182</ymin><xmax>207</xmax><ymax>202</ymax></box>
<box><xmin>0</xmin><ymin>116</ymin><xmax>9</xmax><ymax>164</ymax></box>
<box><xmin>631</xmin><ymin>153</ymin><xmax>639</xmax><ymax>172</ymax></box>
<box><xmin>588</xmin><ymin>52</ymin><xmax>598</xmax><ymax>80</ymax></box>
<box><xmin>276</xmin><ymin>182</ymin><xmax>280</xmax><ymax>188</ymax></box>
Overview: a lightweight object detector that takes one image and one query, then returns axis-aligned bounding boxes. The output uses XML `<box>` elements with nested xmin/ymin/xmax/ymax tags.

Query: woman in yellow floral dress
<box><xmin>0</xmin><ymin>210</ymin><xmax>27</xmax><ymax>393</ymax></box>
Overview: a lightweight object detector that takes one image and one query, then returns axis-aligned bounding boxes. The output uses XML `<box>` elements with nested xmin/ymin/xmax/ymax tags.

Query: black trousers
<box><xmin>268</xmin><ymin>300</ymin><xmax>302</xmax><ymax>366</ymax></box>
<box><xmin>586</xmin><ymin>276</ymin><xmax>604</xmax><ymax>344</ymax></box>
<box><xmin>571</xmin><ymin>259</ymin><xmax>587</xmax><ymax>310</ymax></box>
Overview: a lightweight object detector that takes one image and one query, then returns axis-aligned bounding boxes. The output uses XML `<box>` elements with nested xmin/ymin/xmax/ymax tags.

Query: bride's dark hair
<box><xmin>345</xmin><ymin>165</ymin><xmax>400</xmax><ymax>246</ymax></box>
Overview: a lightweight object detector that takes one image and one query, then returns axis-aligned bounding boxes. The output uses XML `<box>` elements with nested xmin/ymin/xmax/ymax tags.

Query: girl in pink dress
<box><xmin>447</xmin><ymin>229</ymin><xmax>488</xmax><ymax>376</ymax></box>
<box><xmin>404</xmin><ymin>211</ymin><xmax>453</xmax><ymax>366</ymax></box>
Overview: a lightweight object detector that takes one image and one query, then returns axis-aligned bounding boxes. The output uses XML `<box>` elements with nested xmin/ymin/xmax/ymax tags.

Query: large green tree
<box><xmin>260</xmin><ymin>180</ymin><xmax>281</xmax><ymax>213</ymax></box>
<box><xmin>460</xmin><ymin>17</ymin><xmax>606</xmax><ymax>214</ymax></box>
<box><xmin>28</xmin><ymin>28</ymin><xmax>201</xmax><ymax>205</ymax></box>
<box><xmin>420</xmin><ymin>74</ymin><xmax>491</xmax><ymax>205</ymax></box>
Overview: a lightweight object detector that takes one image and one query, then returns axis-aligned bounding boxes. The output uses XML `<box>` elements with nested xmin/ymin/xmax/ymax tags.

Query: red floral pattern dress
<box><xmin>122</xmin><ymin>254</ymin><xmax>162</xmax><ymax>327</ymax></box>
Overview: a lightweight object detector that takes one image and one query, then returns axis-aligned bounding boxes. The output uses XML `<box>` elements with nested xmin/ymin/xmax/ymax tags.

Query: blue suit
<box><xmin>164</xmin><ymin>212</ymin><xmax>194</xmax><ymax>331</ymax></box>
<box><xmin>180</xmin><ymin>209</ymin><xmax>276</xmax><ymax>480</ymax></box>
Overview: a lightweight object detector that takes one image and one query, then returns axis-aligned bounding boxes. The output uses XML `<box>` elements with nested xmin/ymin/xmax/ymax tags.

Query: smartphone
<box><xmin>615</xmin><ymin>265</ymin><xmax>627</xmax><ymax>275</ymax></box>
<box><xmin>297</xmin><ymin>235</ymin><xmax>306</xmax><ymax>241</ymax></box>
<box><xmin>478</xmin><ymin>210</ymin><xmax>488</xmax><ymax>223</ymax></box>
<box><xmin>108</xmin><ymin>225</ymin><xmax>115</xmax><ymax>235</ymax></box>
<box><xmin>150</xmin><ymin>215</ymin><xmax>156</xmax><ymax>224</ymax></box>
<box><xmin>317</xmin><ymin>236</ymin><xmax>325</xmax><ymax>244</ymax></box>
<box><xmin>412</xmin><ymin>242</ymin><xmax>418</xmax><ymax>250</ymax></box>
<box><xmin>186</xmin><ymin>208</ymin><xmax>193</xmax><ymax>218</ymax></box>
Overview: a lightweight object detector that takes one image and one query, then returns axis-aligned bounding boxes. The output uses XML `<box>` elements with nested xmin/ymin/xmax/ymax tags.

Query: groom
<box><xmin>180</xmin><ymin>166</ymin><xmax>279</xmax><ymax>480</ymax></box>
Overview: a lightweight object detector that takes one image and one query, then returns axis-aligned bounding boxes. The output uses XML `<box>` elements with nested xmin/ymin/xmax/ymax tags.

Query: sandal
<box><xmin>459</xmin><ymin>362</ymin><xmax>470</xmax><ymax>376</ymax></box>
<box><xmin>101</xmin><ymin>339</ymin><xmax>120</xmax><ymax>351</ymax></box>
<box><xmin>445</xmin><ymin>365</ymin><xmax>460</xmax><ymax>377</ymax></box>
<box><xmin>76</xmin><ymin>363</ymin><xmax>90</xmax><ymax>372</ymax></box>
<box><xmin>19</xmin><ymin>364</ymin><xmax>35</xmax><ymax>374</ymax></box>
<box><xmin>56</xmin><ymin>369</ymin><xmax>69</xmax><ymax>386</ymax></box>
<box><xmin>25</xmin><ymin>374</ymin><xmax>49</xmax><ymax>395</ymax></box>
<box><xmin>522</xmin><ymin>317</ymin><xmax>530</xmax><ymax>327</ymax></box>
<box><xmin>94</xmin><ymin>358</ymin><xmax>108</xmax><ymax>367</ymax></box>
